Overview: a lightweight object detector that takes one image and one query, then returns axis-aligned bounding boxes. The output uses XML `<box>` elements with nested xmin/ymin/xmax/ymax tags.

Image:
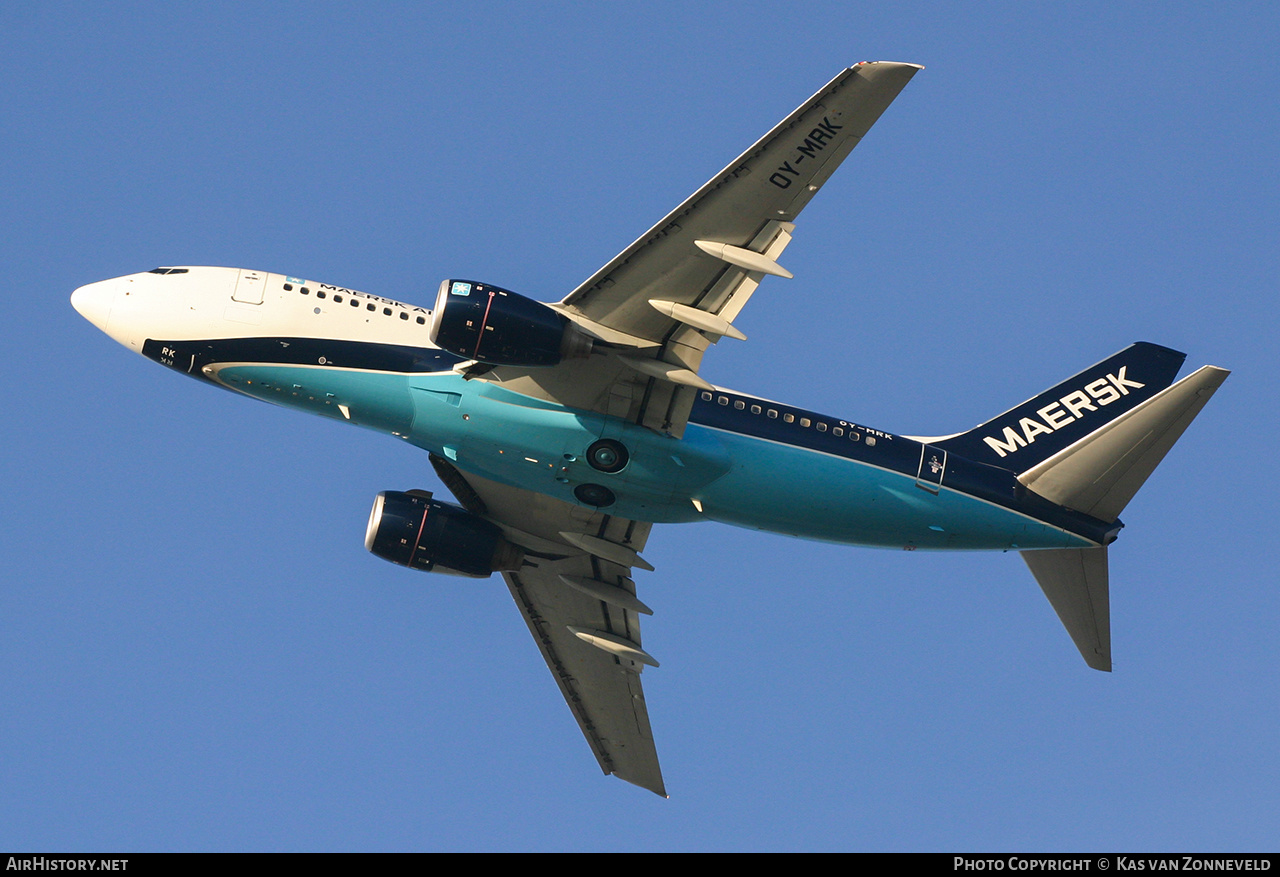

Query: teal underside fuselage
<box><xmin>213</xmin><ymin>361</ymin><xmax>1097</xmax><ymax>552</ymax></box>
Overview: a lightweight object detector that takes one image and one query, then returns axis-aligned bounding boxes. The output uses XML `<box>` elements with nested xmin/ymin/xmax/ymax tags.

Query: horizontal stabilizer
<box><xmin>1019</xmin><ymin>366</ymin><xmax>1229</xmax><ymax>521</ymax></box>
<box><xmin>1022</xmin><ymin>547</ymin><xmax>1111</xmax><ymax>671</ymax></box>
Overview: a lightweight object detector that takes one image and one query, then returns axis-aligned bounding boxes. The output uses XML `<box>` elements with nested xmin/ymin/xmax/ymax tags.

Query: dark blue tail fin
<box><xmin>936</xmin><ymin>342</ymin><xmax>1186</xmax><ymax>473</ymax></box>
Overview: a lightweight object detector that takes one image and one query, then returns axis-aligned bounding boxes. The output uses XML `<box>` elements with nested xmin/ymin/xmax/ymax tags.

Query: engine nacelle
<box><xmin>429</xmin><ymin>279</ymin><xmax>593</xmax><ymax>367</ymax></box>
<box><xmin>365</xmin><ymin>490</ymin><xmax>523</xmax><ymax>577</ymax></box>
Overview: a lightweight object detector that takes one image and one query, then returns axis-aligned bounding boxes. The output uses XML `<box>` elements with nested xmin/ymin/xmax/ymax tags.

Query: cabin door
<box><xmin>232</xmin><ymin>269</ymin><xmax>266</xmax><ymax>304</ymax></box>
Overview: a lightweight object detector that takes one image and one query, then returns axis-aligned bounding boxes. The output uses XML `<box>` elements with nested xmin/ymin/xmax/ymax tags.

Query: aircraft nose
<box><xmin>71</xmin><ymin>280</ymin><xmax>115</xmax><ymax>331</ymax></box>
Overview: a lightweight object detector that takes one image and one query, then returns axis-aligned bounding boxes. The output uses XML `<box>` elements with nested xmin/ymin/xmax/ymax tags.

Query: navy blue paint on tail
<box><xmin>937</xmin><ymin>342</ymin><xmax>1186</xmax><ymax>473</ymax></box>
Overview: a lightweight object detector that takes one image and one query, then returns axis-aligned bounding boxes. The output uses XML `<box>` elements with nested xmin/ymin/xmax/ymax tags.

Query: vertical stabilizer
<box><xmin>936</xmin><ymin>343</ymin><xmax>1187</xmax><ymax>473</ymax></box>
<box><xmin>1022</xmin><ymin>547</ymin><xmax>1111</xmax><ymax>671</ymax></box>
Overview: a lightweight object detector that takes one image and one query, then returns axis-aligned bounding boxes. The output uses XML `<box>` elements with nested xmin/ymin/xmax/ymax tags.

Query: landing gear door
<box><xmin>232</xmin><ymin>269</ymin><xmax>267</xmax><ymax>304</ymax></box>
<box><xmin>916</xmin><ymin>445</ymin><xmax>947</xmax><ymax>494</ymax></box>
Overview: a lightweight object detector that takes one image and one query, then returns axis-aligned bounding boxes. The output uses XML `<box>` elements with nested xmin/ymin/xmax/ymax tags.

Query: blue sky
<box><xmin>3</xmin><ymin>1</ymin><xmax>1277</xmax><ymax>851</ymax></box>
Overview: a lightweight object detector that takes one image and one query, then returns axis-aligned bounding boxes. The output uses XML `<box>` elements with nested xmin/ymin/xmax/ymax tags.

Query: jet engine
<box><xmin>365</xmin><ymin>490</ymin><xmax>523</xmax><ymax>577</ymax></box>
<box><xmin>429</xmin><ymin>279</ymin><xmax>593</xmax><ymax>367</ymax></box>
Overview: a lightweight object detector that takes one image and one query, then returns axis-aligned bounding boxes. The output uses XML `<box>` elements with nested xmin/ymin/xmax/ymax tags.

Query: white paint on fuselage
<box><xmin>71</xmin><ymin>266</ymin><xmax>439</xmax><ymax>356</ymax></box>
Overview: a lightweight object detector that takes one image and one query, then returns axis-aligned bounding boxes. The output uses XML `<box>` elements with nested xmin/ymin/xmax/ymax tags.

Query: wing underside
<box><xmin>431</xmin><ymin>454</ymin><xmax>666</xmax><ymax>795</ymax></box>
<box><xmin>477</xmin><ymin>62</ymin><xmax>921</xmax><ymax>440</ymax></box>
<box><xmin>560</xmin><ymin>61</ymin><xmax>922</xmax><ymax>341</ymax></box>
<box><xmin>503</xmin><ymin>559</ymin><xmax>663</xmax><ymax>795</ymax></box>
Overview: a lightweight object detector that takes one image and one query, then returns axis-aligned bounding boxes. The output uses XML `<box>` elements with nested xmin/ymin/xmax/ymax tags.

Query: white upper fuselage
<box><xmin>71</xmin><ymin>266</ymin><xmax>432</xmax><ymax>355</ymax></box>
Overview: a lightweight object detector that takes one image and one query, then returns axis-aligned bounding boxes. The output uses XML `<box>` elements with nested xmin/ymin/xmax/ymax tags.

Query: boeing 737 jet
<box><xmin>71</xmin><ymin>63</ymin><xmax>1228</xmax><ymax>796</ymax></box>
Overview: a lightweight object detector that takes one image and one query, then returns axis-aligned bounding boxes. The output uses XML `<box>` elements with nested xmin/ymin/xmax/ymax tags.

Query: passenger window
<box><xmin>718</xmin><ymin>396</ymin><xmax>728</xmax><ymax>406</ymax></box>
<box><xmin>833</xmin><ymin>427</ymin><xmax>843</xmax><ymax>437</ymax></box>
<box><xmin>866</xmin><ymin>437</ymin><xmax>876</xmax><ymax>447</ymax></box>
<box><xmin>301</xmin><ymin>287</ymin><xmax>310</xmax><ymax>295</ymax></box>
<box><xmin>850</xmin><ymin>433</ymin><xmax>860</xmax><ymax>442</ymax></box>
<box><xmin>767</xmin><ymin>409</ymin><xmax>777</xmax><ymax>419</ymax></box>
<box><xmin>350</xmin><ymin>298</ymin><xmax>360</xmax><ymax>307</ymax></box>
<box><xmin>316</xmin><ymin>290</ymin><xmax>326</xmax><ymax>299</ymax></box>
<box><xmin>701</xmin><ymin>392</ymin><xmax>712</xmax><ymax>401</ymax></box>
<box><xmin>783</xmin><ymin>414</ymin><xmax>794</xmax><ymax>423</ymax></box>
<box><xmin>283</xmin><ymin>283</ymin><xmax>292</xmax><ymax>291</ymax></box>
<box><xmin>367</xmin><ymin>303</ymin><xmax>376</xmax><ymax>311</ymax></box>
<box><xmin>750</xmin><ymin>405</ymin><xmax>761</xmax><ymax>415</ymax></box>
<box><xmin>400</xmin><ymin>312</ymin><xmax>409</xmax><ymax>320</ymax></box>
<box><xmin>800</xmin><ymin>418</ymin><xmax>811</xmax><ymax>428</ymax></box>
<box><xmin>416</xmin><ymin>316</ymin><xmax>426</xmax><ymax>324</ymax></box>
<box><xmin>734</xmin><ymin>400</ymin><xmax>745</xmax><ymax>410</ymax></box>
<box><xmin>816</xmin><ymin>423</ymin><xmax>827</xmax><ymax>432</ymax></box>
<box><xmin>384</xmin><ymin>308</ymin><xmax>392</xmax><ymax>315</ymax></box>
<box><xmin>334</xmin><ymin>295</ymin><xmax>343</xmax><ymax>303</ymax></box>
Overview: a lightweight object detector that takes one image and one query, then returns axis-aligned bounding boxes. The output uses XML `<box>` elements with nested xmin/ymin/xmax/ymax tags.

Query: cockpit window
<box><xmin>148</xmin><ymin>267</ymin><xmax>189</xmax><ymax>275</ymax></box>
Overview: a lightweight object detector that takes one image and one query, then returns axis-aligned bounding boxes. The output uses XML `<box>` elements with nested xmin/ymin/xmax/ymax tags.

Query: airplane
<box><xmin>70</xmin><ymin>62</ymin><xmax>1228</xmax><ymax>797</ymax></box>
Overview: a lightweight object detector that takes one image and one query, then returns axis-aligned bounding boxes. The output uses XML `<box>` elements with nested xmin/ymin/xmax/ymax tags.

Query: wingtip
<box><xmin>611</xmin><ymin>770</ymin><xmax>669</xmax><ymax>798</ymax></box>
<box><xmin>855</xmin><ymin>60</ymin><xmax>926</xmax><ymax>70</ymax></box>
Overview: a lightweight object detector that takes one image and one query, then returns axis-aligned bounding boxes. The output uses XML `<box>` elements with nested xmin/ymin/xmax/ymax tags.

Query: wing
<box><xmin>561</xmin><ymin>61</ymin><xmax>921</xmax><ymax>339</ymax></box>
<box><xmin>481</xmin><ymin>62</ymin><xmax>921</xmax><ymax>438</ymax></box>
<box><xmin>431</xmin><ymin>454</ymin><xmax>667</xmax><ymax>796</ymax></box>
